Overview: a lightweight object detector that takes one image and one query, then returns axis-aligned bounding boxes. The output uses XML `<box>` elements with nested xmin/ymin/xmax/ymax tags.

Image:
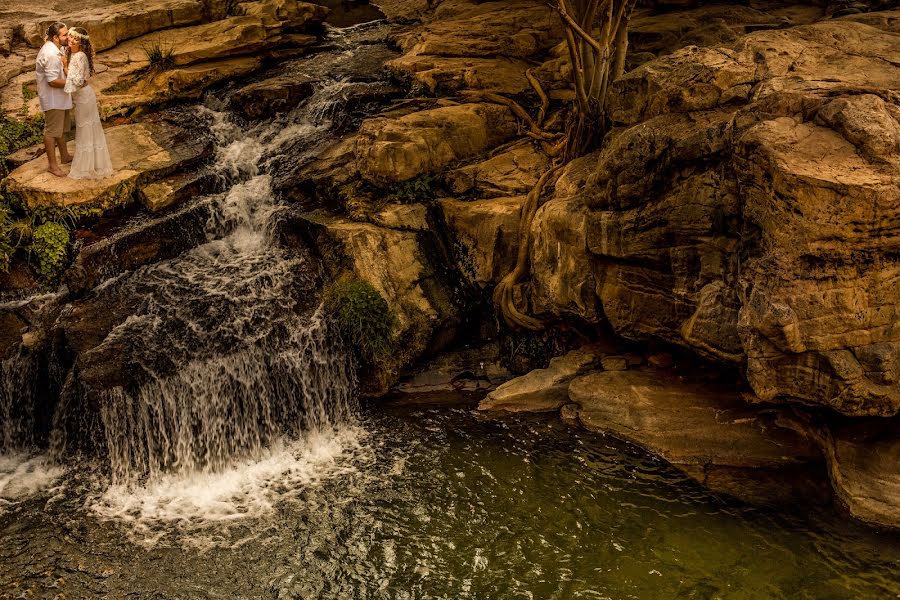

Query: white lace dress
<box><xmin>65</xmin><ymin>52</ymin><xmax>113</xmax><ymax>179</ymax></box>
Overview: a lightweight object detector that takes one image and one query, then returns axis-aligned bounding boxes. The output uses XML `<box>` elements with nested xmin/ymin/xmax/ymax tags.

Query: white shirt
<box><xmin>35</xmin><ymin>41</ymin><xmax>73</xmax><ymax>111</ymax></box>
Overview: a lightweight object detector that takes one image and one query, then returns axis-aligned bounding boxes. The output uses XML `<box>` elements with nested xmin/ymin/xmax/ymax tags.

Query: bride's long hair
<box><xmin>66</xmin><ymin>27</ymin><xmax>96</xmax><ymax>75</ymax></box>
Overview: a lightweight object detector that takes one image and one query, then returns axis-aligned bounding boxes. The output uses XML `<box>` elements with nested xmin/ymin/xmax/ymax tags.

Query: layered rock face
<box><xmin>0</xmin><ymin>0</ymin><xmax>329</xmax><ymax>117</ymax></box>
<box><xmin>530</xmin><ymin>16</ymin><xmax>900</xmax><ymax>419</ymax></box>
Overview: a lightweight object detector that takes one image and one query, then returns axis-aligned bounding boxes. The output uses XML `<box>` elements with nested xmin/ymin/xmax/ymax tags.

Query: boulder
<box><xmin>609</xmin><ymin>21</ymin><xmax>900</xmax><ymax>126</ymax></box>
<box><xmin>371</xmin><ymin>203</ymin><xmax>429</xmax><ymax>231</ymax></box>
<box><xmin>296</xmin><ymin>211</ymin><xmax>460</xmax><ymax>394</ymax></box>
<box><xmin>439</xmin><ymin>196</ymin><xmax>522</xmax><ymax>288</ymax></box>
<box><xmin>138</xmin><ymin>171</ymin><xmax>214</xmax><ymax>213</ymax></box>
<box><xmin>355</xmin><ymin>103</ymin><xmax>518</xmax><ymax>184</ymax></box>
<box><xmin>528</xmin><ymin>20</ymin><xmax>900</xmax><ymax>415</ymax></box>
<box><xmin>479</xmin><ymin>344</ymin><xmax>604</xmax><ymax>413</ymax></box>
<box><xmin>3</xmin><ymin>122</ymin><xmax>211</xmax><ymax>210</ymax></box>
<box><xmin>230</xmin><ymin>74</ymin><xmax>319</xmax><ymax>119</ymax></box>
<box><xmin>529</xmin><ymin>192</ymin><xmax>599</xmax><ymax>322</ymax></box>
<box><xmin>444</xmin><ymin>140</ymin><xmax>550</xmax><ymax>199</ymax></box>
<box><xmin>393</xmin><ymin>0</ymin><xmax>563</xmax><ymax>60</ymax></box>
<box><xmin>827</xmin><ymin>421</ymin><xmax>900</xmax><ymax>531</ymax></box>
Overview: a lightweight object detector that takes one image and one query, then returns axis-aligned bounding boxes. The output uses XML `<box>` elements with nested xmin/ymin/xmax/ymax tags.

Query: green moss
<box><xmin>29</xmin><ymin>221</ymin><xmax>70</xmax><ymax>283</ymax></box>
<box><xmin>326</xmin><ymin>275</ymin><xmax>395</xmax><ymax>363</ymax></box>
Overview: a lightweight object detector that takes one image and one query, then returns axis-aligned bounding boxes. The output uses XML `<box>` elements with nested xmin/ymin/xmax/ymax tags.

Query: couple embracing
<box><xmin>35</xmin><ymin>23</ymin><xmax>112</xmax><ymax>179</ymax></box>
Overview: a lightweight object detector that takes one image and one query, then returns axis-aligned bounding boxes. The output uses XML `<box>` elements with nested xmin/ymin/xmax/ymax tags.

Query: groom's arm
<box><xmin>44</xmin><ymin>58</ymin><xmax>67</xmax><ymax>88</ymax></box>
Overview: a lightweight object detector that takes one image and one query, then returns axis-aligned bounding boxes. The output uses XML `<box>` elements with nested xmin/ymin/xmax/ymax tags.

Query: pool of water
<box><xmin>1</xmin><ymin>406</ymin><xmax>898</xmax><ymax>599</ymax></box>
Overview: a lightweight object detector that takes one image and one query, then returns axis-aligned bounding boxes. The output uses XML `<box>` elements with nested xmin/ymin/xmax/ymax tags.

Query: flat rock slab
<box><xmin>3</xmin><ymin>122</ymin><xmax>211</xmax><ymax>209</ymax></box>
<box><xmin>568</xmin><ymin>369</ymin><xmax>821</xmax><ymax>469</ymax></box>
<box><xmin>479</xmin><ymin>344</ymin><xmax>606</xmax><ymax>413</ymax></box>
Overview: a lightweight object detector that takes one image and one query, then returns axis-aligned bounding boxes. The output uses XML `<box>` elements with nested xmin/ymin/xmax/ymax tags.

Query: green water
<box><xmin>1</xmin><ymin>406</ymin><xmax>898</xmax><ymax>599</ymax></box>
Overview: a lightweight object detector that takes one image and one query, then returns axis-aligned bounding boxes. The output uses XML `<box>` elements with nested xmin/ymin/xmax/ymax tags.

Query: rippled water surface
<box><xmin>1</xmin><ymin>408</ymin><xmax>898</xmax><ymax>599</ymax></box>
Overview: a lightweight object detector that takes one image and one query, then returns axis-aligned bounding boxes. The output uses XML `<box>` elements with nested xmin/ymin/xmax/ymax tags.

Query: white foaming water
<box><xmin>90</xmin><ymin>425</ymin><xmax>372</xmax><ymax>548</ymax></box>
<box><xmin>75</xmin><ymin>83</ymin><xmax>363</xmax><ymax>536</ymax></box>
<box><xmin>0</xmin><ymin>452</ymin><xmax>64</xmax><ymax>514</ymax></box>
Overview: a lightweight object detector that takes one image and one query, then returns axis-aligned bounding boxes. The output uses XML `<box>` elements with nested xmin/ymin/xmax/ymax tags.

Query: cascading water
<box><xmin>85</xmin><ymin>88</ymin><xmax>368</xmax><ymax>484</ymax></box>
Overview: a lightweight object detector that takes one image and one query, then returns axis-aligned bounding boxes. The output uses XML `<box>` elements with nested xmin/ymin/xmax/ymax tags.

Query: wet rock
<box><xmin>355</xmin><ymin>102</ymin><xmax>518</xmax><ymax>184</ymax></box>
<box><xmin>389</xmin><ymin>342</ymin><xmax>512</xmax><ymax>404</ymax></box>
<box><xmin>479</xmin><ymin>344</ymin><xmax>604</xmax><ymax>413</ymax></box>
<box><xmin>828</xmin><ymin>421</ymin><xmax>900</xmax><ymax>531</ymax></box>
<box><xmin>138</xmin><ymin>171</ymin><xmax>215</xmax><ymax>213</ymax></box>
<box><xmin>444</xmin><ymin>140</ymin><xmax>550</xmax><ymax>199</ymax></box>
<box><xmin>648</xmin><ymin>353</ymin><xmax>673</xmax><ymax>369</ymax></box>
<box><xmin>65</xmin><ymin>197</ymin><xmax>216</xmax><ymax>293</ymax></box>
<box><xmin>230</xmin><ymin>75</ymin><xmax>319</xmax><ymax>120</ymax></box>
<box><xmin>439</xmin><ymin>196</ymin><xmax>522</xmax><ymax>288</ymax></box>
<box><xmin>3</xmin><ymin>122</ymin><xmax>212</xmax><ymax>210</ymax></box>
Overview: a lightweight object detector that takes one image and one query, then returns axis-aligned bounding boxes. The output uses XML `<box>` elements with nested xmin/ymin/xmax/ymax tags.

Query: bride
<box><xmin>64</xmin><ymin>27</ymin><xmax>113</xmax><ymax>179</ymax></box>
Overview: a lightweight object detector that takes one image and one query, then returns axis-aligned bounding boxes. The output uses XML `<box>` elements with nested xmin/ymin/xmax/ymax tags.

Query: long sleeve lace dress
<box><xmin>65</xmin><ymin>52</ymin><xmax>113</xmax><ymax>179</ymax></box>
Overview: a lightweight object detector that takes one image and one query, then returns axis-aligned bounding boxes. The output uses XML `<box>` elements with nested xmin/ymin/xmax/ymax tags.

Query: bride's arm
<box><xmin>64</xmin><ymin>53</ymin><xmax>87</xmax><ymax>94</ymax></box>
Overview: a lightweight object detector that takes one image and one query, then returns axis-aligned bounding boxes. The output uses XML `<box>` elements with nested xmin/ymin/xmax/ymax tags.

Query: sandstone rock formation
<box><xmin>355</xmin><ymin>102</ymin><xmax>518</xmax><ymax>184</ymax></box>
<box><xmin>387</xmin><ymin>0</ymin><xmax>563</xmax><ymax>95</ymax></box>
<box><xmin>527</xmin><ymin>17</ymin><xmax>900</xmax><ymax>419</ymax></box>
<box><xmin>2</xmin><ymin>122</ymin><xmax>211</xmax><ymax>209</ymax></box>
<box><xmin>297</xmin><ymin>211</ymin><xmax>461</xmax><ymax>394</ymax></box>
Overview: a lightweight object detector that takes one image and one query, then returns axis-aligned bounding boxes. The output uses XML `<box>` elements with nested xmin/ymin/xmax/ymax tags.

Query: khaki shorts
<box><xmin>43</xmin><ymin>109</ymin><xmax>71</xmax><ymax>139</ymax></box>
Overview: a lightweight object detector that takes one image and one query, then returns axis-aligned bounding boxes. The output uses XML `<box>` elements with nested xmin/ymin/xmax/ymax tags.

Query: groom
<box><xmin>35</xmin><ymin>22</ymin><xmax>73</xmax><ymax>177</ymax></box>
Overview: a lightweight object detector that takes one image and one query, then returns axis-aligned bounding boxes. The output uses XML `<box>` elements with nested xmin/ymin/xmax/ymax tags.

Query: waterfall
<box><xmin>82</xmin><ymin>86</ymin><xmax>360</xmax><ymax>482</ymax></box>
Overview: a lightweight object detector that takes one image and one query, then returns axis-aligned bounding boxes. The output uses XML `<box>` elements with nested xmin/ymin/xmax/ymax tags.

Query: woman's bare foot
<box><xmin>48</xmin><ymin>166</ymin><xmax>66</xmax><ymax>177</ymax></box>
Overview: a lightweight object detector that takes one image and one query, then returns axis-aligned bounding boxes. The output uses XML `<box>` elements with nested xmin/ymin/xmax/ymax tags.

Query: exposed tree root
<box><xmin>492</xmin><ymin>165</ymin><xmax>564</xmax><ymax>330</ymax></box>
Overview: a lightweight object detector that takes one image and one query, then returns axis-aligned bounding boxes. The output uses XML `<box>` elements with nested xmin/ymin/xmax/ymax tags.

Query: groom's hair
<box><xmin>46</xmin><ymin>22</ymin><xmax>67</xmax><ymax>41</ymax></box>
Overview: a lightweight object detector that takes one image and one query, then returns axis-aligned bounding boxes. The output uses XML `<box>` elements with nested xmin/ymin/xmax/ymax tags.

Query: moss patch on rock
<box><xmin>326</xmin><ymin>274</ymin><xmax>396</xmax><ymax>364</ymax></box>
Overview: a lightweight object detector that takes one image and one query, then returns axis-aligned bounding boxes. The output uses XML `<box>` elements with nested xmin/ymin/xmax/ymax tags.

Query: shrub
<box><xmin>29</xmin><ymin>221</ymin><xmax>70</xmax><ymax>283</ymax></box>
<box><xmin>143</xmin><ymin>39</ymin><xmax>176</xmax><ymax>71</ymax></box>
<box><xmin>387</xmin><ymin>174</ymin><xmax>437</xmax><ymax>204</ymax></box>
<box><xmin>326</xmin><ymin>276</ymin><xmax>395</xmax><ymax>362</ymax></box>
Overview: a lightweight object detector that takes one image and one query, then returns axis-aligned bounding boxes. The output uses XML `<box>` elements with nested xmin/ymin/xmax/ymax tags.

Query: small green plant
<box><xmin>21</xmin><ymin>83</ymin><xmax>37</xmax><ymax>104</ymax></box>
<box><xmin>142</xmin><ymin>39</ymin><xmax>176</xmax><ymax>71</ymax></box>
<box><xmin>387</xmin><ymin>174</ymin><xmax>437</xmax><ymax>204</ymax></box>
<box><xmin>0</xmin><ymin>205</ymin><xmax>16</xmax><ymax>273</ymax></box>
<box><xmin>29</xmin><ymin>221</ymin><xmax>70</xmax><ymax>283</ymax></box>
<box><xmin>326</xmin><ymin>275</ymin><xmax>395</xmax><ymax>362</ymax></box>
<box><xmin>0</xmin><ymin>111</ymin><xmax>44</xmax><ymax>157</ymax></box>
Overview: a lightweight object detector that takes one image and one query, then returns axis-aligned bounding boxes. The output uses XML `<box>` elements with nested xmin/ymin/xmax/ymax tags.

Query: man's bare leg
<box><xmin>45</xmin><ymin>136</ymin><xmax>65</xmax><ymax>177</ymax></box>
<box><xmin>56</xmin><ymin>137</ymin><xmax>72</xmax><ymax>164</ymax></box>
